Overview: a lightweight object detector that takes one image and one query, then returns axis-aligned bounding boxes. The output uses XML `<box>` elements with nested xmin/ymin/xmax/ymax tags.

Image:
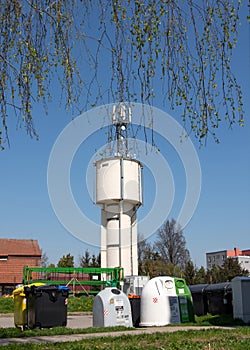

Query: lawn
<box><xmin>0</xmin><ymin>328</ymin><xmax>250</xmax><ymax>349</ymax></box>
<box><xmin>0</xmin><ymin>295</ymin><xmax>93</xmax><ymax>314</ymax></box>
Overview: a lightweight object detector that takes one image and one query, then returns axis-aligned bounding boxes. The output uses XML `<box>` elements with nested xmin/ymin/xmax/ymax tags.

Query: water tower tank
<box><xmin>96</xmin><ymin>157</ymin><xmax>142</xmax><ymax>210</ymax></box>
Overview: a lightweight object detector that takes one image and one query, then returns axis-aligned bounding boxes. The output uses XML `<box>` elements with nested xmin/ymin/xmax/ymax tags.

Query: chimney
<box><xmin>234</xmin><ymin>247</ymin><xmax>240</xmax><ymax>256</ymax></box>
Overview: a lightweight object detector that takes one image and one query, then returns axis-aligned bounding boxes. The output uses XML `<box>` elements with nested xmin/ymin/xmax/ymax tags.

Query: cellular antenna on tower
<box><xmin>112</xmin><ymin>102</ymin><xmax>132</xmax><ymax>157</ymax></box>
<box><xmin>94</xmin><ymin>103</ymin><xmax>142</xmax><ymax>277</ymax></box>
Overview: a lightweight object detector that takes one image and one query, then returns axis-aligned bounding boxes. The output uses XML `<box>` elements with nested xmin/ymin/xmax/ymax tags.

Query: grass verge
<box><xmin>0</xmin><ymin>326</ymin><xmax>135</xmax><ymax>339</ymax></box>
<box><xmin>0</xmin><ymin>328</ymin><xmax>250</xmax><ymax>349</ymax></box>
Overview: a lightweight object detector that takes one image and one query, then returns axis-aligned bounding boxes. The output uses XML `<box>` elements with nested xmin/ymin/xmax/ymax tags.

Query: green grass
<box><xmin>67</xmin><ymin>295</ymin><xmax>94</xmax><ymax>312</ymax></box>
<box><xmin>0</xmin><ymin>326</ymin><xmax>134</xmax><ymax>339</ymax></box>
<box><xmin>194</xmin><ymin>313</ymin><xmax>249</xmax><ymax>326</ymax></box>
<box><xmin>0</xmin><ymin>297</ymin><xmax>14</xmax><ymax>314</ymax></box>
<box><xmin>0</xmin><ymin>328</ymin><xmax>250</xmax><ymax>349</ymax></box>
<box><xmin>0</xmin><ymin>295</ymin><xmax>93</xmax><ymax>314</ymax></box>
<box><xmin>0</xmin><ymin>313</ymin><xmax>248</xmax><ymax>340</ymax></box>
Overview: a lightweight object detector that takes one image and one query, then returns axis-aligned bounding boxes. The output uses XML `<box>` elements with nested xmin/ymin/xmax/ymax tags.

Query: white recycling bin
<box><xmin>140</xmin><ymin>276</ymin><xmax>181</xmax><ymax>326</ymax></box>
<box><xmin>93</xmin><ymin>287</ymin><xmax>133</xmax><ymax>327</ymax></box>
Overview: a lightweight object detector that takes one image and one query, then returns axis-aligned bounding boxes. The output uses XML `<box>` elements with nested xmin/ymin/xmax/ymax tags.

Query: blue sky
<box><xmin>0</xmin><ymin>2</ymin><xmax>249</xmax><ymax>268</ymax></box>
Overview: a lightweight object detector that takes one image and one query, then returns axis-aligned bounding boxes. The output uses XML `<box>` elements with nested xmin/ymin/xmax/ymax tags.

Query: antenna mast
<box><xmin>112</xmin><ymin>103</ymin><xmax>132</xmax><ymax>157</ymax></box>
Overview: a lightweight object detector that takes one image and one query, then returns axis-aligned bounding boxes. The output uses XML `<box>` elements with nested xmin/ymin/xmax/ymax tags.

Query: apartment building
<box><xmin>206</xmin><ymin>247</ymin><xmax>250</xmax><ymax>272</ymax></box>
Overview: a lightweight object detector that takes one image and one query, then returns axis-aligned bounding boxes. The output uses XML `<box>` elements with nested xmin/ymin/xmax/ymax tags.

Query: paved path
<box><xmin>0</xmin><ymin>313</ymin><xmax>92</xmax><ymax>329</ymax></box>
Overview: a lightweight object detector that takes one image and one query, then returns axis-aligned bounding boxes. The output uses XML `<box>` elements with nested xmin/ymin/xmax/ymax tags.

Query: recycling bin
<box><xmin>128</xmin><ymin>295</ymin><xmax>141</xmax><ymax>327</ymax></box>
<box><xmin>93</xmin><ymin>287</ymin><xmax>133</xmax><ymax>327</ymax></box>
<box><xmin>189</xmin><ymin>284</ymin><xmax>209</xmax><ymax>316</ymax></box>
<box><xmin>25</xmin><ymin>284</ymin><xmax>69</xmax><ymax>328</ymax></box>
<box><xmin>140</xmin><ymin>276</ymin><xmax>181</xmax><ymax>327</ymax></box>
<box><xmin>205</xmin><ymin>282</ymin><xmax>232</xmax><ymax>315</ymax></box>
<box><xmin>174</xmin><ymin>278</ymin><xmax>194</xmax><ymax>323</ymax></box>
<box><xmin>232</xmin><ymin>276</ymin><xmax>250</xmax><ymax>323</ymax></box>
<box><xmin>13</xmin><ymin>283</ymin><xmax>45</xmax><ymax>330</ymax></box>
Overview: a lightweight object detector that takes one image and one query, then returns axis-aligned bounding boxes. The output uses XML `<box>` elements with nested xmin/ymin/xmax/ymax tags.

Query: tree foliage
<box><xmin>155</xmin><ymin>218</ymin><xmax>190</xmax><ymax>270</ymax></box>
<box><xmin>57</xmin><ymin>253</ymin><xmax>74</xmax><ymax>267</ymax></box>
<box><xmin>138</xmin><ymin>231</ymin><xmax>249</xmax><ymax>283</ymax></box>
<box><xmin>138</xmin><ymin>220</ymin><xmax>190</xmax><ymax>277</ymax></box>
<box><xmin>41</xmin><ymin>250</ymin><xmax>49</xmax><ymax>268</ymax></box>
<box><xmin>0</xmin><ymin>0</ymin><xmax>245</xmax><ymax>149</ymax></box>
<box><xmin>183</xmin><ymin>260</ymin><xmax>196</xmax><ymax>285</ymax></box>
<box><xmin>207</xmin><ymin>257</ymin><xmax>249</xmax><ymax>283</ymax></box>
<box><xmin>79</xmin><ymin>250</ymin><xmax>101</xmax><ymax>267</ymax></box>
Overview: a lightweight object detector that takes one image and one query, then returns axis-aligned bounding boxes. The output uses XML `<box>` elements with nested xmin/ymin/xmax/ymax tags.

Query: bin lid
<box><xmin>189</xmin><ymin>284</ymin><xmax>209</xmax><ymax>293</ymax></box>
<box><xmin>13</xmin><ymin>283</ymin><xmax>45</xmax><ymax>296</ymax></box>
<box><xmin>34</xmin><ymin>284</ymin><xmax>59</xmax><ymax>291</ymax></box>
<box><xmin>28</xmin><ymin>284</ymin><xmax>70</xmax><ymax>293</ymax></box>
<box><xmin>58</xmin><ymin>285</ymin><xmax>70</xmax><ymax>291</ymax></box>
<box><xmin>205</xmin><ymin>282</ymin><xmax>231</xmax><ymax>293</ymax></box>
<box><xmin>128</xmin><ymin>294</ymin><xmax>141</xmax><ymax>299</ymax></box>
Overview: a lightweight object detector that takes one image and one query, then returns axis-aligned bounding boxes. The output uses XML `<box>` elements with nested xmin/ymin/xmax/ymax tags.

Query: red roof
<box><xmin>0</xmin><ymin>239</ymin><xmax>41</xmax><ymax>257</ymax></box>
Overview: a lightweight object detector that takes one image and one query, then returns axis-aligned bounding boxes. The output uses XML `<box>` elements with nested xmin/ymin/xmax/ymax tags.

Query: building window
<box><xmin>208</xmin><ymin>257</ymin><xmax>211</xmax><ymax>263</ymax></box>
<box><xmin>222</xmin><ymin>255</ymin><xmax>225</xmax><ymax>261</ymax></box>
<box><xmin>0</xmin><ymin>256</ymin><xmax>8</xmax><ymax>261</ymax></box>
<box><xmin>213</xmin><ymin>256</ymin><xmax>215</xmax><ymax>262</ymax></box>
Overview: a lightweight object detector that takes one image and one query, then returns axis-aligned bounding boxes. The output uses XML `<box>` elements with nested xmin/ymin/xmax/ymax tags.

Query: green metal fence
<box><xmin>23</xmin><ymin>266</ymin><xmax>124</xmax><ymax>295</ymax></box>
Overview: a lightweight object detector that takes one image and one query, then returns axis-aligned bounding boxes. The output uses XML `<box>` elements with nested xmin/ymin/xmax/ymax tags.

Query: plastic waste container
<box><xmin>232</xmin><ymin>276</ymin><xmax>250</xmax><ymax>323</ymax></box>
<box><xmin>128</xmin><ymin>295</ymin><xmax>141</xmax><ymax>327</ymax></box>
<box><xmin>174</xmin><ymin>278</ymin><xmax>194</xmax><ymax>322</ymax></box>
<box><xmin>205</xmin><ymin>282</ymin><xmax>232</xmax><ymax>315</ymax></box>
<box><xmin>140</xmin><ymin>276</ymin><xmax>181</xmax><ymax>327</ymax></box>
<box><xmin>13</xmin><ymin>283</ymin><xmax>45</xmax><ymax>330</ymax></box>
<box><xmin>25</xmin><ymin>284</ymin><xmax>69</xmax><ymax>329</ymax></box>
<box><xmin>189</xmin><ymin>284</ymin><xmax>209</xmax><ymax>316</ymax></box>
<box><xmin>93</xmin><ymin>287</ymin><xmax>132</xmax><ymax>327</ymax></box>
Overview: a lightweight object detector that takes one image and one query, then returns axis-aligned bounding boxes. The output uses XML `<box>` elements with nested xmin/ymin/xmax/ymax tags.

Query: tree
<box><xmin>220</xmin><ymin>257</ymin><xmax>249</xmax><ymax>282</ymax></box>
<box><xmin>207</xmin><ymin>264</ymin><xmax>222</xmax><ymax>284</ymax></box>
<box><xmin>90</xmin><ymin>253</ymin><xmax>100</xmax><ymax>267</ymax></box>
<box><xmin>154</xmin><ymin>218</ymin><xmax>190</xmax><ymax>270</ymax></box>
<box><xmin>194</xmin><ymin>266</ymin><xmax>207</xmax><ymax>284</ymax></box>
<box><xmin>207</xmin><ymin>257</ymin><xmax>249</xmax><ymax>283</ymax></box>
<box><xmin>183</xmin><ymin>260</ymin><xmax>196</xmax><ymax>285</ymax></box>
<box><xmin>57</xmin><ymin>253</ymin><xmax>74</xmax><ymax>267</ymax></box>
<box><xmin>41</xmin><ymin>250</ymin><xmax>49</xmax><ymax>268</ymax></box>
<box><xmin>79</xmin><ymin>250</ymin><xmax>91</xmax><ymax>267</ymax></box>
<box><xmin>48</xmin><ymin>263</ymin><xmax>55</xmax><ymax>268</ymax></box>
<box><xmin>138</xmin><ymin>234</ymin><xmax>154</xmax><ymax>275</ymax></box>
<box><xmin>79</xmin><ymin>250</ymin><xmax>101</xmax><ymax>267</ymax></box>
<box><xmin>0</xmin><ymin>1</ymin><xmax>244</xmax><ymax>149</ymax></box>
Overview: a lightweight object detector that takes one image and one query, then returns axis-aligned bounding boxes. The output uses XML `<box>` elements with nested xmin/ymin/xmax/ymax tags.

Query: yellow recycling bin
<box><xmin>13</xmin><ymin>283</ymin><xmax>45</xmax><ymax>330</ymax></box>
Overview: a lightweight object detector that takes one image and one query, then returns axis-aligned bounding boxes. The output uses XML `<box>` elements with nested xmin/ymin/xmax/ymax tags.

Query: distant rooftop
<box><xmin>0</xmin><ymin>238</ymin><xmax>41</xmax><ymax>256</ymax></box>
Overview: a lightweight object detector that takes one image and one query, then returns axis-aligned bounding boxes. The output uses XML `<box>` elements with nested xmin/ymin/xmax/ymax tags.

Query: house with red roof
<box><xmin>0</xmin><ymin>238</ymin><xmax>41</xmax><ymax>294</ymax></box>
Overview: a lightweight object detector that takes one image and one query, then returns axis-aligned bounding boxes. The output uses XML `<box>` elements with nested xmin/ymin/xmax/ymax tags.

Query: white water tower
<box><xmin>95</xmin><ymin>103</ymin><xmax>143</xmax><ymax>276</ymax></box>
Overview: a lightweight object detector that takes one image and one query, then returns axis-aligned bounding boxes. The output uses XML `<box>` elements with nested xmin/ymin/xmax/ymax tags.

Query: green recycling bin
<box><xmin>174</xmin><ymin>278</ymin><xmax>194</xmax><ymax>323</ymax></box>
<box><xmin>13</xmin><ymin>283</ymin><xmax>45</xmax><ymax>330</ymax></box>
